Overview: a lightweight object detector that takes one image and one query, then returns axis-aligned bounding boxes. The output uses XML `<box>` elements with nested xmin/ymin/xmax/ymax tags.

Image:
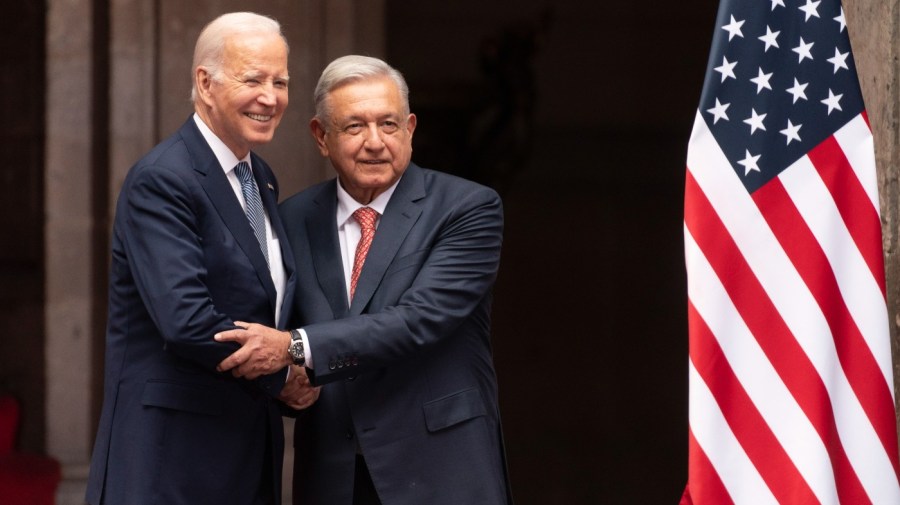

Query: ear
<box><xmin>309</xmin><ymin>118</ymin><xmax>329</xmax><ymax>156</ymax></box>
<box><xmin>195</xmin><ymin>67</ymin><xmax>215</xmax><ymax>107</ymax></box>
<box><xmin>406</xmin><ymin>113</ymin><xmax>417</xmax><ymax>139</ymax></box>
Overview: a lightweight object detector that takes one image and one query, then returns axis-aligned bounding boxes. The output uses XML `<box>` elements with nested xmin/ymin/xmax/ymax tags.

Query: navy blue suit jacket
<box><xmin>280</xmin><ymin>164</ymin><xmax>512</xmax><ymax>505</ymax></box>
<box><xmin>86</xmin><ymin>117</ymin><xmax>296</xmax><ymax>505</ymax></box>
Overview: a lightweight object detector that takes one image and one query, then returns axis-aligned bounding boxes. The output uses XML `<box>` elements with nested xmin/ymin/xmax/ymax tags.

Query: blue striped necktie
<box><xmin>234</xmin><ymin>162</ymin><xmax>269</xmax><ymax>268</ymax></box>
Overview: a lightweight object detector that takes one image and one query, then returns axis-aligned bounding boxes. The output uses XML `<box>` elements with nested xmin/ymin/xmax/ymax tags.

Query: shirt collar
<box><xmin>193</xmin><ymin>113</ymin><xmax>251</xmax><ymax>174</ymax></box>
<box><xmin>336</xmin><ymin>175</ymin><xmax>402</xmax><ymax>227</ymax></box>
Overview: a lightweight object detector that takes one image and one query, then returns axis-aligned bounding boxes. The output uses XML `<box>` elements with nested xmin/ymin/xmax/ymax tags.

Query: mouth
<box><xmin>246</xmin><ymin>113</ymin><xmax>273</xmax><ymax>122</ymax></box>
<box><xmin>360</xmin><ymin>159</ymin><xmax>389</xmax><ymax>165</ymax></box>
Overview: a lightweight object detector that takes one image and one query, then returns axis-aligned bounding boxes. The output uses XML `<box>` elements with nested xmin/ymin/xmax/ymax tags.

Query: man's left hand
<box><xmin>215</xmin><ymin>322</ymin><xmax>292</xmax><ymax>379</ymax></box>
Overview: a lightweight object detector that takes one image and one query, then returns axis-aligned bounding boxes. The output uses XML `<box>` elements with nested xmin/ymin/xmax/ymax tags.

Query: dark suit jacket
<box><xmin>280</xmin><ymin>163</ymin><xmax>512</xmax><ymax>505</ymax></box>
<box><xmin>86</xmin><ymin>117</ymin><xmax>296</xmax><ymax>505</ymax></box>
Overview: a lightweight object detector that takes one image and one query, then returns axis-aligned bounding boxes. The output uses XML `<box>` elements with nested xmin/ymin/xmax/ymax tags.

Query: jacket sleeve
<box><xmin>304</xmin><ymin>184</ymin><xmax>503</xmax><ymax>385</ymax></box>
<box><xmin>117</xmin><ymin>162</ymin><xmax>287</xmax><ymax>391</ymax></box>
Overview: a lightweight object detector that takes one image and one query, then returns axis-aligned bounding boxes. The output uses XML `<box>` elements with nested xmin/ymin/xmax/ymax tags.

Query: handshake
<box><xmin>214</xmin><ymin>321</ymin><xmax>320</xmax><ymax>410</ymax></box>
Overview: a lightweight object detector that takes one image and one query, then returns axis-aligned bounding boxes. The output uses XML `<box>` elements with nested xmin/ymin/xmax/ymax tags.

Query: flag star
<box><xmin>835</xmin><ymin>7</ymin><xmax>847</xmax><ymax>32</ymax></box>
<box><xmin>770</xmin><ymin>0</ymin><xmax>786</xmax><ymax>10</ymax></box>
<box><xmin>737</xmin><ymin>150</ymin><xmax>762</xmax><ymax>176</ymax></box>
<box><xmin>799</xmin><ymin>0</ymin><xmax>822</xmax><ymax>21</ymax></box>
<box><xmin>707</xmin><ymin>99</ymin><xmax>730</xmax><ymax>124</ymax></box>
<box><xmin>743</xmin><ymin>109</ymin><xmax>767</xmax><ymax>134</ymax></box>
<box><xmin>793</xmin><ymin>37</ymin><xmax>814</xmax><ymax>63</ymax></box>
<box><xmin>780</xmin><ymin>120</ymin><xmax>802</xmax><ymax>145</ymax></box>
<box><xmin>821</xmin><ymin>89</ymin><xmax>843</xmax><ymax>114</ymax></box>
<box><xmin>722</xmin><ymin>15</ymin><xmax>745</xmax><ymax>41</ymax></box>
<box><xmin>786</xmin><ymin>78</ymin><xmax>809</xmax><ymax>103</ymax></box>
<box><xmin>759</xmin><ymin>25</ymin><xmax>780</xmax><ymax>51</ymax></box>
<box><xmin>714</xmin><ymin>56</ymin><xmax>738</xmax><ymax>82</ymax></box>
<box><xmin>827</xmin><ymin>48</ymin><xmax>850</xmax><ymax>73</ymax></box>
<box><xmin>750</xmin><ymin>67</ymin><xmax>774</xmax><ymax>93</ymax></box>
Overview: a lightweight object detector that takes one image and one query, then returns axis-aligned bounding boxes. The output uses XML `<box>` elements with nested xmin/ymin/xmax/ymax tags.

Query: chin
<box><xmin>360</xmin><ymin>171</ymin><xmax>392</xmax><ymax>183</ymax></box>
<box><xmin>247</xmin><ymin>132</ymin><xmax>275</xmax><ymax>145</ymax></box>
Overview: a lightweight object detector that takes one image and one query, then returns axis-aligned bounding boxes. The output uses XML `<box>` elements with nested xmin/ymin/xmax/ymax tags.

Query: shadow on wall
<box><xmin>411</xmin><ymin>8</ymin><xmax>553</xmax><ymax>196</ymax></box>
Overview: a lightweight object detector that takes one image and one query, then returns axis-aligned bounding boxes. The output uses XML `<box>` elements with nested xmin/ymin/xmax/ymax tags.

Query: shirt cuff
<box><xmin>299</xmin><ymin>328</ymin><xmax>313</xmax><ymax>369</ymax></box>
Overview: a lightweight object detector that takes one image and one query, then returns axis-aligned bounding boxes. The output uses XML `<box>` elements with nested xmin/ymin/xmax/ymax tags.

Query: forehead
<box><xmin>222</xmin><ymin>32</ymin><xmax>288</xmax><ymax>71</ymax></box>
<box><xmin>327</xmin><ymin>77</ymin><xmax>403</xmax><ymax>117</ymax></box>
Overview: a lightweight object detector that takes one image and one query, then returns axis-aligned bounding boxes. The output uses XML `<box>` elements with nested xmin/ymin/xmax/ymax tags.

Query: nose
<box><xmin>363</xmin><ymin>124</ymin><xmax>385</xmax><ymax>149</ymax></box>
<box><xmin>257</xmin><ymin>83</ymin><xmax>277</xmax><ymax>106</ymax></box>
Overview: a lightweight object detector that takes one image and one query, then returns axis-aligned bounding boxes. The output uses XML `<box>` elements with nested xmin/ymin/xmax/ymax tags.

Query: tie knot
<box><xmin>234</xmin><ymin>162</ymin><xmax>252</xmax><ymax>183</ymax></box>
<box><xmin>352</xmin><ymin>207</ymin><xmax>378</xmax><ymax>231</ymax></box>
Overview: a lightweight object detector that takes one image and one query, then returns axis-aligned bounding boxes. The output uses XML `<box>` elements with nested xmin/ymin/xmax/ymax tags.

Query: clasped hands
<box><xmin>215</xmin><ymin>322</ymin><xmax>320</xmax><ymax>410</ymax></box>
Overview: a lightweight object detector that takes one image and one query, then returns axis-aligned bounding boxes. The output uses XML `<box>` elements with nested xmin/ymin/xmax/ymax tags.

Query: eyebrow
<box><xmin>241</xmin><ymin>71</ymin><xmax>290</xmax><ymax>83</ymax></box>
<box><xmin>341</xmin><ymin>112</ymin><xmax>401</xmax><ymax>123</ymax></box>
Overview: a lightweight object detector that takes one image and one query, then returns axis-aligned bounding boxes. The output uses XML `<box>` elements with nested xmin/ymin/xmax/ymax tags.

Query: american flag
<box><xmin>682</xmin><ymin>0</ymin><xmax>900</xmax><ymax>503</ymax></box>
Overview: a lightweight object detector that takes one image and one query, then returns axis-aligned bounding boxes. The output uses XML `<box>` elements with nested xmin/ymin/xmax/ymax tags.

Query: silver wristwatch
<box><xmin>288</xmin><ymin>329</ymin><xmax>305</xmax><ymax>366</ymax></box>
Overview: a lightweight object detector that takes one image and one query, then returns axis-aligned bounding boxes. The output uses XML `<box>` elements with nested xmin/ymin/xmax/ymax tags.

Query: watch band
<box><xmin>288</xmin><ymin>329</ymin><xmax>305</xmax><ymax>366</ymax></box>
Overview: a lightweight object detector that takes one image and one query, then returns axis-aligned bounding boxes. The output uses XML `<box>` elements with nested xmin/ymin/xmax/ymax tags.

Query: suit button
<box><xmin>329</xmin><ymin>360</ymin><xmax>337</xmax><ymax>370</ymax></box>
<box><xmin>345</xmin><ymin>430</ymin><xmax>354</xmax><ymax>440</ymax></box>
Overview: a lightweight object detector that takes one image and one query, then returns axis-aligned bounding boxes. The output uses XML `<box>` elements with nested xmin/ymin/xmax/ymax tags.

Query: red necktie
<box><xmin>350</xmin><ymin>207</ymin><xmax>378</xmax><ymax>300</ymax></box>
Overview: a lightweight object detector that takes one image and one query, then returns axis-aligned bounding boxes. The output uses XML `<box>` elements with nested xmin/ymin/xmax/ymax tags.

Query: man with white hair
<box><xmin>86</xmin><ymin>12</ymin><xmax>314</xmax><ymax>505</ymax></box>
<box><xmin>217</xmin><ymin>54</ymin><xmax>513</xmax><ymax>505</ymax></box>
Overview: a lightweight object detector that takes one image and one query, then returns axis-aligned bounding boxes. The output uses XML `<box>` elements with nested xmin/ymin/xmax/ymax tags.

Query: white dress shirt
<box><xmin>192</xmin><ymin>113</ymin><xmax>286</xmax><ymax>324</ymax></box>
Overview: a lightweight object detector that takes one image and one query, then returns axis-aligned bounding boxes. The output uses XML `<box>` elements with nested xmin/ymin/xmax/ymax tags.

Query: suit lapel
<box><xmin>349</xmin><ymin>164</ymin><xmax>425</xmax><ymax>315</ymax></box>
<box><xmin>308</xmin><ymin>182</ymin><xmax>351</xmax><ymax>318</ymax></box>
<box><xmin>252</xmin><ymin>153</ymin><xmax>294</xmax><ymax>326</ymax></box>
<box><xmin>183</xmin><ymin>120</ymin><xmax>278</xmax><ymax>310</ymax></box>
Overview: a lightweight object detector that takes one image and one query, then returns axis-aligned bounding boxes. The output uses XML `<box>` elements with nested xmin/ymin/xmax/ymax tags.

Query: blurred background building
<box><xmin>1</xmin><ymin>0</ymin><xmax>896</xmax><ymax>503</ymax></box>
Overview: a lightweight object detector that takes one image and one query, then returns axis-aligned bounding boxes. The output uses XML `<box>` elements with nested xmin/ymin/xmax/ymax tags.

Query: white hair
<box><xmin>190</xmin><ymin>12</ymin><xmax>287</xmax><ymax>102</ymax></box>
<box><xmin>313</xmin><ymin>55</ymin><xmax>410</xmax><ymax>123</ymax></box>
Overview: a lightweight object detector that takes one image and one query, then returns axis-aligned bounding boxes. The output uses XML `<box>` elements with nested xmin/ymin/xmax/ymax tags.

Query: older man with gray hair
<box><xmin>218</xmin><ymin>54</ymin><xmax>513</xmax><ymax>505</ymax></box>
<box><xmin>85</xmin><ymin>12</ymin><xmax>313</xmax><ymax>505</ymax></box>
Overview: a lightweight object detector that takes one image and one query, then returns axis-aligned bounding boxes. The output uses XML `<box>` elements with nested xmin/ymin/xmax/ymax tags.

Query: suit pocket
<box><xmin>141</xmin><ymin>380</ymin><xmax>224</xmax><ymax>416</ymax></box>
<box><xmin>423</xmin><ymin>387</ymin><xmax>486</xmax><ymax>432</ymax></box>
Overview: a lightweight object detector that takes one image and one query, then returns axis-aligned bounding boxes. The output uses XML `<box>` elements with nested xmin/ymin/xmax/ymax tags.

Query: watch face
<box><xmin>290</xmin><ymin>339</ymin><xmax>304</xmax><ymax>364</ymax></box>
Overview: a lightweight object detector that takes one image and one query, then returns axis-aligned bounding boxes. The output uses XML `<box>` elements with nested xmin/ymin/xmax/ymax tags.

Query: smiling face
<box><xmin>310</xmin><ymin>76</ymin><xmax>416</xmax><ymax>204</ymax></box>
<box><xmin>195</xmin><ymin>31</ymin><xmax>289</xmax><ymax>158</ymax></box>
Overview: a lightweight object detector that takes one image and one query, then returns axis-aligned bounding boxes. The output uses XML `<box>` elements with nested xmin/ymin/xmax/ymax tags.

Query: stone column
<box><xmin>110</xmin><ymin>0</ymin><xmax>159</xmax><ymax>199</ymax></box>
<box><xmin>844</xmin><ymin>0</ymin><xmax>900</xmax><ymax>440</ymax></box>
<box><xmin>45</xmin><ymin>0</ymin><xmax>101</xmax><ymax>503</ymax></box>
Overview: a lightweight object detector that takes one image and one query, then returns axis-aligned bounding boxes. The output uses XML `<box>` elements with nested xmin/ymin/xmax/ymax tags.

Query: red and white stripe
<box><xmin>684</xmin><ymin>110</ymin><xmax>900</xmax><ymax>504</ymax></box>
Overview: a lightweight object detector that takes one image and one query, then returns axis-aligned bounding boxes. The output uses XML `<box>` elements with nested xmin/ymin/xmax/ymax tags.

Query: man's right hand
<box><xmin>214</xmin><ymin>322</ymin><xmax>292</xmax><ymax>379</ymax></box>
<box><xmin>279</xmin><ymin>364</ymin><xmax>320</xmax><ymax>410</ymax></box>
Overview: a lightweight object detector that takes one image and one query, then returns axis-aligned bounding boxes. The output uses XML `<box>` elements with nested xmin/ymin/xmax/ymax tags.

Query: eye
<box><xmin>380</xmin><ymin>121</ymin><xmax>399</xmax><ymax>134</ymax></box>
<box><xmin>343</xmin><ymin>124</ymin><xmax>364</xmax><ymax>135</ymax></box>
<box><xmin>274</xmin><ymin>80</ymin><xmax>288</xmax><ymax>89</ymax></box>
